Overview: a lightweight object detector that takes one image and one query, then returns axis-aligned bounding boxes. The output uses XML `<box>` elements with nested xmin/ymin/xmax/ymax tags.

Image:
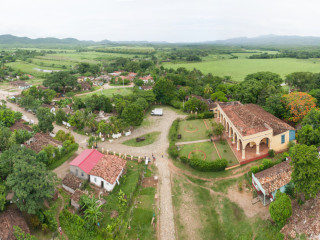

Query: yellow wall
<box><xmin>271</xmin><ymin>130</ymin><xmax>291</xmax><ymax>152</ymax></box>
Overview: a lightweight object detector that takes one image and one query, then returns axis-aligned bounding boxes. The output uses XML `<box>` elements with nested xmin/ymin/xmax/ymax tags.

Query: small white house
<box><xmin>252</xmin><ymin>160</ymin><xmax>292</xmax><ymax>205</ymax></box>
<box><xmin>89</xmin><ymin>155</ymin><xmax>126</xmax><ymax>192</ymax></box>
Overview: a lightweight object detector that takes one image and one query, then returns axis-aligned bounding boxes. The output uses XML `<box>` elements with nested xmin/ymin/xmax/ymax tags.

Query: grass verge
<box><xmin>122</xmin><ymin>131</ymin><xmax>161</xmax><ymax>147</ymax></box>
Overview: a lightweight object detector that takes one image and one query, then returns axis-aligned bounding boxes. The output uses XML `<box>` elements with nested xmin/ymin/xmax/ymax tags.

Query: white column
<box><xmin>232</xmin><ymin>133</ymin><xmax>235</xmax><ymax>144</ymax></box>
<box><xmin>256</xmin><ymin>144</ymin><xmax>260</xmax><ymax>155</ymax></box>
<box><xmin>242</xmin><ymin>148</ymin><xmax>245</xmax><ymax>159</ymax></box>
<box><xmin>237</xmin><ymin>139</ymin><xmax>240</xmax><ymax>151</ymax></box>
<box><xmin>228</xmin><ymin>126</ymin><xmax>232</xmax><ymax>138</ymax></box>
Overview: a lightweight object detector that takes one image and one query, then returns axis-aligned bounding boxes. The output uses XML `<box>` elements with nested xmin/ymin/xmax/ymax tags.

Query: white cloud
<box><xmin>0</xmin><ymin>0</ymin><xmax>320</xmax><ymax>42</ymax></box>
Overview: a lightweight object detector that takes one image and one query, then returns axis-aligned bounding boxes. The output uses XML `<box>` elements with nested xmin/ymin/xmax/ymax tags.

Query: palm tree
<box><xmin>204</xmin><ymin>84</ymin><xmax>213</xmax><ymax>95</ymax></box>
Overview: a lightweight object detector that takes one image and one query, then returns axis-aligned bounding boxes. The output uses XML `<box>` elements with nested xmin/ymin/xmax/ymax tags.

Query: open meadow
<box><xmin>163</xmin><ymin>53</ymin><xmax>320</xmax><ymax>81</ymax></box>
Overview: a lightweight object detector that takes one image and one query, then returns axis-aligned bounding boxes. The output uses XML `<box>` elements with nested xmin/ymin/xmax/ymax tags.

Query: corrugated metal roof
<box><xmin>69</xmin><ymin>149</ymin><xmax>104</xmax><ymax>174</ymax></box>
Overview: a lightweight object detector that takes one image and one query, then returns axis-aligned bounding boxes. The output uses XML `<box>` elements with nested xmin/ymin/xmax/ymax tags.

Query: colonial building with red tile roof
<box><xmin>252</xmin><ymin>159</ymin><xmax>292</xmax><ymax>205</ymax></box>
<box><xmin>89</xmin><ymin>155</ymin><xmax>126</xmax><ymax>192</ymax></box>
<box><xmin>69</xmin><ymin>149</ymin><xmax>104</xmax><ymax>180</ymax></box>
<box><xmin>215</xmin><ymin>102</ymin><xmax>295</xmax><ymax>160</ymax></box>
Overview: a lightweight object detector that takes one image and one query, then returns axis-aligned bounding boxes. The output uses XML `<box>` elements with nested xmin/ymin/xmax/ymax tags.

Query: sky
<box><xmin>1</xmin><ymin>0</ymin><xmax>320</xmax><ymax>42</ymax></box>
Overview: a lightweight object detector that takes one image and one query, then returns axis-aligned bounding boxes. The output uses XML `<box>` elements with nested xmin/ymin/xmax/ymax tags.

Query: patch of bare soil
<box><xmin>142</xmin><ymin>177</ymin><xmax>158</xmax><ymax>188</ymax></box>
<box><xmin>174</xmin><ymin>175</ymin><xmax>202</xmax><ymax>240</ymax></box>
<box><xmin>227</xmin><ymin>185</ymin><xmax>269</xmax><ymax>219</ymax></box>
<box><xmin>281</xmin><ymin>194</ymin><xmax>320</xmax><ymax>239</ymax></box>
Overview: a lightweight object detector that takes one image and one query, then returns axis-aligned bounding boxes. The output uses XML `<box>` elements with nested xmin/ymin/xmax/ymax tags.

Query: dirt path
<box><xmin>98</xmin><ymin>108</ymin><xmax>185</xmax><ymax>240</ymax></box>
<box><xmin>57</xmin><ymin>191</ymin><xmax>68</xmax><ymax>240</ymax></box>
<box><xmin>175</xmin><ymin>139</ymin><xmax>210</xmax><ymax>145</ymax></box>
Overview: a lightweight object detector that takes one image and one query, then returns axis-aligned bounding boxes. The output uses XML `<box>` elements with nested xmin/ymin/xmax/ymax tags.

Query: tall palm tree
<box><xmin>204</xmin><ymin>84</ymin><xmax>213</xmax><ymax>95</ymax></box>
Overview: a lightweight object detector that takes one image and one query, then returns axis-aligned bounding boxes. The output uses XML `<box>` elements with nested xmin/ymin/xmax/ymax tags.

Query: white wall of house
<box><xmin>89</xmin><ymin>168</ymin><xmax>123</xmax><ymax>192</ymax></box>
<box><xmin>62</xmin><ymin>184</ymin><xmax>75</xmax><ymax>194</ymax></box>
<box><xmin>70</xmin><ymin>165</ymin><xmax>89</xmax><ymax>180</ymax></box>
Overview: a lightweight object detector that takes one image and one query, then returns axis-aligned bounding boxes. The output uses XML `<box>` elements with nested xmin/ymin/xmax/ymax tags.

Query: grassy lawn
<box><xmin>177</xmin><ymin>119</ymin><xmax>209</xmax><ymax>142</ymax></box>
<box><xmin>215</xmin><ymin>140</ymin><xmax>239</xmax><ymax>166</ymax></box>
<box><xmin>79</xmin><ymin>87</ymin><xmax>133</xmax><ymax>98</ymax></box>
<box><xmin>179</xmin><ymin>142</ymin><xmax>219</xmax><ymax>161</ymax></box>
<box><xmin>163</xmin><ymin>55</ymin><xmax>320</xmax><ymax>82</ymax></box>
<box><xmin>172</xmin><ymin>174</ymin><xmax>283</xmax><ymax>240</ymax></box>
<box><xmin>122</xmin><ymin>131</ymin><xmax>161</xmax><ymax>147</ymax></box>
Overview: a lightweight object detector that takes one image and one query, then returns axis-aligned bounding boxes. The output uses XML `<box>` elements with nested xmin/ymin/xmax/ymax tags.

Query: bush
<box><xmin>180</xmin><ymin>156</ymin><xmax>188</xmax><ymax>163</ymax></box>
<box><xmin>170</xmin><ymin>100</ymin><xmax>182</xmax><ymax>109</ymax></box>
<box><xmin>168</xmin><ymin>119</ymin><xmax>179</xmax><ymax>143</ymax></box>
<box><xmin>168</xmin><ymin>144</ymin><xmax>179</xmax><ymax>159</ymax></box>
<box><xmin>269</xmin><ymin>191</ymin><xmax>292</xmax><ymax>227</ymax></box>
<box><xmin>188</xmin><ymin>158</ymin><xmax>227</xmax><ymax>172</ymax></box>
<box><xmin>186</xmin><ymin>115</ymin><xmax>197</xmax><ymax>120</ymax></box>
<box><xmin>268</xmin><ymin>149</ymin><xmax>275</xmax><ymax>158</ymax></box>
<box><xmin>284</xmin><ymin>182</ymin><xmax>295</xmax><ymax>198</ymax></box>
<box><xmin>250</xmin><ymin>158</ymin><xmax>282</xmax><ymax>174</ymax></box>
<box><xmin>198</xmin><ymin>112</ymin><xmax>214</xmax><ymax>119</ymax></box>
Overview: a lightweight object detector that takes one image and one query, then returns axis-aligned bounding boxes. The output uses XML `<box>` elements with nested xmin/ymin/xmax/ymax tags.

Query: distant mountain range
<box><xmin>2</xmin><ymin>34</ymin><xmax>320</xmax><ymax>46</ymax></box>
<box><xmin>207</xmin><ymin>34</ymin><xmax>320</xmax><ymax>46</ymax></box>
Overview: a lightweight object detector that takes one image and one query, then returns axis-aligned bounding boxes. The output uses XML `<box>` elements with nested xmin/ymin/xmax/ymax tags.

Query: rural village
<box><xmin>0</xmin><ymin>34</ymin><xmax>320</xmax><ymax>240</ymax></box>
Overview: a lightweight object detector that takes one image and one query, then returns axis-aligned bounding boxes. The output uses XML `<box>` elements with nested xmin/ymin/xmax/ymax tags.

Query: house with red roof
<box><xmin>89</xmin><ymin>155</ymin><xmax>126</xmax><ymax>191</ymax></box>
<box><xmin>215</xmin><ymin>102</ymin><xmax>295</xmax><ymax>162</ymax></box>
<box><xmin>69</xmin><ymin>149</ymin><xmax>104</xmax><ymax>180</ymax></box>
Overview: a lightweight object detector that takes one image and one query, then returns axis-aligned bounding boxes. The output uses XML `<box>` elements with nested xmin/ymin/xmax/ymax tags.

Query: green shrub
<box><xmin>268</xmin><ymin>149</ymin><xmax>275</xmax><ymax>158</ymax></box>
<box><xmin>284</xmin><ymin>182</ymin><xmax>295</xmax><ymax>198</ymax></box>
<box><xmin>180</xmin><ymin>156</ymin><xmax>188</xmax><ymax>163</ymax></box>
<box><xmin>269</xmin><ymin>191</ymin><xmax>292</xmax><ymax>227</ymax></box>
<box><xmin>188</xmin><ymin>158</ymin><xmax>227</xmax><ymax>172</ymax></box>
<box><xmin>198</xmin><ymin>112</ymin><xmax>214</xmax><ymax>119</ymax></box>
<box><xmin>170</xmin><ymin>100</ymin><xmax>182</xmax><ymax>109</ymax></box>
<box><xmin>250</xmin><ymin>158</ymin><xmax>282</xmax><ymax>174</ymax></box>
<box><xmin>168</xmin><ymin>119</ymin><xmax>179</xmax><ymax>143</ymax></box>
<box><xmin>186</xmin><ymin>115</ymin><xmax>197</xmax><ymax>120</ymax></box>
<box><xmin>168</xmin><ymin>144</ymin><xmax>179</xmax><ymax>159</ymax></box>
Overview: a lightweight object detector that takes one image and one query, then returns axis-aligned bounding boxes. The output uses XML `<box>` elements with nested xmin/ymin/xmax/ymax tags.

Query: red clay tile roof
<box><xmin>79</xmin><ymin>82</ymin><xmax>91</xmax><ymax>90</ymax></box>
<box><xmin>62</xmin><ymin>173</ymin><xmax>82</xmax><ymax>191</ymax></box>
<box><xmin>89</xmin><ymin>155</ymin><xmax>126</xmax><ymax>184</ymax></box>
<box><xmin>24</xmin><ymin>132</ymin><xmax>62</xmax><ymax>153</ymax></box>
<box><xmin>219</xmin><ymin>102</ymin><xmax>294</xmax><ymax>136</ymax></box>
<box><xmin>254</xmin><ymin>160</ymin><xmax>292</xmax><ymax>195</ymax></box>
<box><xmin>139</xmin><ymin>75</ymin><xmax>153</xmax><ymax>81</ymax></box>
<box><xmin>10</xmin><ymin>120</ymin><xmax>32</xmax><ymax>132</ymax></box>
<box><xmin>71</xmin><ymin>189</ymin><xmax>86</xmax><ymax>203</ymax></box>
<box><xmin>0</xmin><ymin>209</ymin><xmax>30</xmax><ymax>240</ymax></box>
<box><xmin>69</xmin><ymin>149</ymin><xmax>104</xmax><ymax>174</ymax></box>
<box><xmin>10</xmin><ymin>80</ymin><xmax>30</xmax><ymax>87</ymax></box>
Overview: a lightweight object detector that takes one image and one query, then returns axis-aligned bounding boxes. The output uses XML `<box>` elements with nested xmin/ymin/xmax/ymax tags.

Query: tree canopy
<box><xmin>6</xmin><ymin>151</ymin><xmax>58</xmax><ymax>214</ymax></box>
<box><xmin>36</xmin><ymin>107</ymin><xmax>55</xmax><ymax>133</ymax></box>
<box><xmin>43</xmin><ymin>71</ymin><xmax>77</xmax><ymax>93</ymax></box>
<box><xmin>290</xmin><ymin>144</ymin><xmax>320</xmax><ymax>198</ymax></box>
<box><xmin>233</xmin><ymin>72</ymin><xmax>283</xmax><ymax>105</ymax></box>
<box><xmin>153</xmin><ymin>78</ymin><xmax>176</xmax><ymax>104</ymax></box>
<box><xmin>282</xmin><ymin>92</ymin><xmax>316</xmax><ymax>122</ymax></box>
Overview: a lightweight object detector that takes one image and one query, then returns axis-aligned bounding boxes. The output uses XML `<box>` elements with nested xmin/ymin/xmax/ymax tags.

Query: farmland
<box><xmin>163</xmin><ymin>53</ymin><xmax>320</xmax><ymax>82</ymax></box>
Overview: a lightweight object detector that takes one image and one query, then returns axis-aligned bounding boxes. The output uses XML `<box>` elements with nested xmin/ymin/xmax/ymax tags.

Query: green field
<box><xmin>79</xmin><ymin>87</ymin><xmax>133</xmax><ymax>98</ymax></box>
<box><xmin>177</xmin><ymin>119</ymin><xmax>209</xmax><ymax>142</ymax></box>
<box><xmin>179</xmin><ymin>142</ymin><xmax>220</xmax><ymax>161</ymax></box>
<box><xmin>122</xmin><ymin>131</ymin><xmax>161</xmax><ymax>147</ymax></box>
<box><xmin>215</xmin><ymin>140</ymin><xmax>239</xmax><ymax>166</ymax></box>
<box><xmin>163</xmin><ymin>53</ymin><xmax>320</xmax><ymax>81</ymax></box>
